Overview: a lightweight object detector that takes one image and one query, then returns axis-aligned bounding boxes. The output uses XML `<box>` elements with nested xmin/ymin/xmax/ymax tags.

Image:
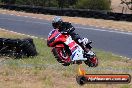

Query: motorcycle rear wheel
<box><xmin>52</xmin><ymin>47</ymin><xmax>71</xmax><ymax>66</ymax></box>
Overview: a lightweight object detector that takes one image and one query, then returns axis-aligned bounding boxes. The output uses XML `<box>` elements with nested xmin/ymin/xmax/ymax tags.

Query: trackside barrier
<box><xmin>0</xmin><ymin>4</ymin><xmax>131</xmax><ymax>22</ymax></box>
<box><xmin>0</xmin><ymin>38</ymin><xmax>38</xmax><ymax>58</ymax></box>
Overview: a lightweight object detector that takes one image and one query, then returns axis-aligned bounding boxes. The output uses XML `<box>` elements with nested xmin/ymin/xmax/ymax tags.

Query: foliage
<box><xmin>1</xmin><ymin>0</ymin><xmax>111</xmax><ymax>10</ymax></box>
<box><xmin>76</xmin><ymin>0</ymin><xmax>111</xmax><ymax>10</ymax></box>
<box><xmin>1</xmin><ymin>0</ymin><xmax>16</xmax><ymax>4</ymax></box>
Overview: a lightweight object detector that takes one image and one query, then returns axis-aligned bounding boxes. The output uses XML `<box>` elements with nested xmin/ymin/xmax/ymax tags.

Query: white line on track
<box><xmin>0</xmin><ymin>28</ymin><xmax>41</xmax><ymax>39</ymax></box>
<box><xmin>10</xmin><ymin>14</ymin><xmax>14</xmax><ymax>16</ymax></box>
<box><xmin>0</xmin><ymin>18</ymin><xmax>49</xmax><ymax>25</ymax></box>
<box><xmin>76</xmin><ymin>27</ymin><xmax>132</xmax><ymax>36</ymax></box>
<box><xmin>24</xmin><ymin>16</ymin><xmax>28</xmax><ymax>18</ymax></box>
<box><xmin>38</xmin><ymin>18</ymin><xmax>43</xmax><ymax>20</ymax></box>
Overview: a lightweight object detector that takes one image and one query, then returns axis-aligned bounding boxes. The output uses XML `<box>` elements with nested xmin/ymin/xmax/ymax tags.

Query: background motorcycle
<box><xmin>47</xmin><ymin>29</ymin><xmax>98</xmax><ymax>67</ymax></box>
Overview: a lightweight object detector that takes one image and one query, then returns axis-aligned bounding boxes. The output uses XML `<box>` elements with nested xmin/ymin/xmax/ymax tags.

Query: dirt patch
<box><xmin>111</xmin><ymin>0</ymin><xmax>132</xmax><ymax>14</ymax></box>
<box><xmin>0</xmin><ymin>9</ymin><xmax>132</xmax><ymax>32</ymax></box>
<box><xmin>0</xmin><ymin>66</ymin><xmax>131</xmax><ymax>88</ymax></box>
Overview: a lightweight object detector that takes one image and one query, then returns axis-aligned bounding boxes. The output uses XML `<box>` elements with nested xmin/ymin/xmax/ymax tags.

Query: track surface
<box><xmin>0</xmin><ymin>14</ymin><xmax>132</xmax><ymax>58</ymax></box>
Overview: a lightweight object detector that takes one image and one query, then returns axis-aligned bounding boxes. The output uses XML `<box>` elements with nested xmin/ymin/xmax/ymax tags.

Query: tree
<box><xmin>57</xmin><ymin>0</ymin><xmax>63</xmax><ymax>8</ymax></box>
<box><xmin>68</xmin><ymin>0</ymin><xmax>77</xmax><ymax>5</ymax></box>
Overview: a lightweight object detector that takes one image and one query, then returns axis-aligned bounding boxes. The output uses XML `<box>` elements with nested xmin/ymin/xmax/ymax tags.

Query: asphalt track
<box><xmin>0</xmin><ymin>14</ymin><xmax>132</xmax><ymax>58</ymax></box>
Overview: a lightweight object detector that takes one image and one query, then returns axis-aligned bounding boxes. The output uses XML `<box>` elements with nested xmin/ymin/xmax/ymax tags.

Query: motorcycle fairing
<box><xmin>48</xmin><ymin>29</ymin><xmax>87</xmax><ymax>61</ymax></box>
<box><xmin>64</xmin><ymin>36</ymin><xmax>87</xmax><ymax>61</ymax></box>
<box><xmin>47</xmin><ymin>29</ymin><xmax>66</xmax><ymax>47</ymax></box>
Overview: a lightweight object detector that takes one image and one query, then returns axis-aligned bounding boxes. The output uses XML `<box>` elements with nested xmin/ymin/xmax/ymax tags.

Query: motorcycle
<box><xmin>47</xmin><ymin>29</ymin><xmax>98</xmax><ymax>67</ymax></box>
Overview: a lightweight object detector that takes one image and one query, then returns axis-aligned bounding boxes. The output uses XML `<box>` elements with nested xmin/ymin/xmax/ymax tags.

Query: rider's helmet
<box><xmin>52</xmin><ymin>16</ymin><xmax>63</xmax><ymax>29</ymax></box>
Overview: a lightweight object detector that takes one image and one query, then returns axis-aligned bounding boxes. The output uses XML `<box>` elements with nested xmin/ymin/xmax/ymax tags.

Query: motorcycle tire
<box><xmin>52</xmin><ymin>47</ymin><xmax>71</xmax><ymax>66</ymax></box>
<box><xmin>84</xmin><ymin>56</ymin><xmax>98</xmax><ymax>67</ymax></box>
<box><xmin>21</xmin><ymin>39</ymin><xmax>37</xmax><ymax>57</ymax></box>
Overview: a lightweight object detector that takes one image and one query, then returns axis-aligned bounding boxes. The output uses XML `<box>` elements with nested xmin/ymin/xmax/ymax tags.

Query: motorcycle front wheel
<box><xmin>84</xmin><ymin>56</ymin><xmax>98</xmax><ymax>67</ymax></box>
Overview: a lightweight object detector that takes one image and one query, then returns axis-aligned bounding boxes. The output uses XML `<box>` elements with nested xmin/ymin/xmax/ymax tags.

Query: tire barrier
<box><xmin>0</xmin><ymin>38</ymin><xmax>38</xmax><ymax>58</ymax></box>
<box><xmin>0</xmin><ymin>4</ymin><xmax>131</xmax><ymax>22</ymax></box>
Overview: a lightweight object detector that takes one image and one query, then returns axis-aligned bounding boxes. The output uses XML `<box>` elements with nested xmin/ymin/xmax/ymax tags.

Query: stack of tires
<box><xmin>0</xmin><ymin>38</ymin><xmax>38</xmax><ymax>58</ymax></box>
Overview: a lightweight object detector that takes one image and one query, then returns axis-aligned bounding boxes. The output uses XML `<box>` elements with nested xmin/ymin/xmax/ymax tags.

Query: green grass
<box><xmin>0</xmin><ymin>30</ymin><xmax>131</xmax><ymax>88</ymax></box>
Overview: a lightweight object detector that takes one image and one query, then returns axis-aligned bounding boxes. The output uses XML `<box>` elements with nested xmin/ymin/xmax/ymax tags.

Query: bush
<box><xmin>0</xmin><ymin>0</ymin><xmax>111</xmax><ymax>10</ymax></box>
<box><xmin>15</xmin><ymin>0</ymin><xmax>58</xmax><ymax>7</ymax></box>
<box><xmin>76</xmin><ymin>0</ymin><xmax>111</xmax><ymax>10</ymax></box>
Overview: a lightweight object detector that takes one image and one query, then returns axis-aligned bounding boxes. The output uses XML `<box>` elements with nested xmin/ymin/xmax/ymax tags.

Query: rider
<box><xmin>52</xmin><ymin>16</ymin><xmax>89</xmax><ymax>49</ymax></box>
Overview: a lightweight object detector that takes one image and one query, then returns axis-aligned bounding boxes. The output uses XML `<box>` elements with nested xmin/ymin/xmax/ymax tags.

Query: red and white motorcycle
<box><xmin>47</xmin><ymin>29</ymin><xmax>98</xmax><ymax>67</ymax></box>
